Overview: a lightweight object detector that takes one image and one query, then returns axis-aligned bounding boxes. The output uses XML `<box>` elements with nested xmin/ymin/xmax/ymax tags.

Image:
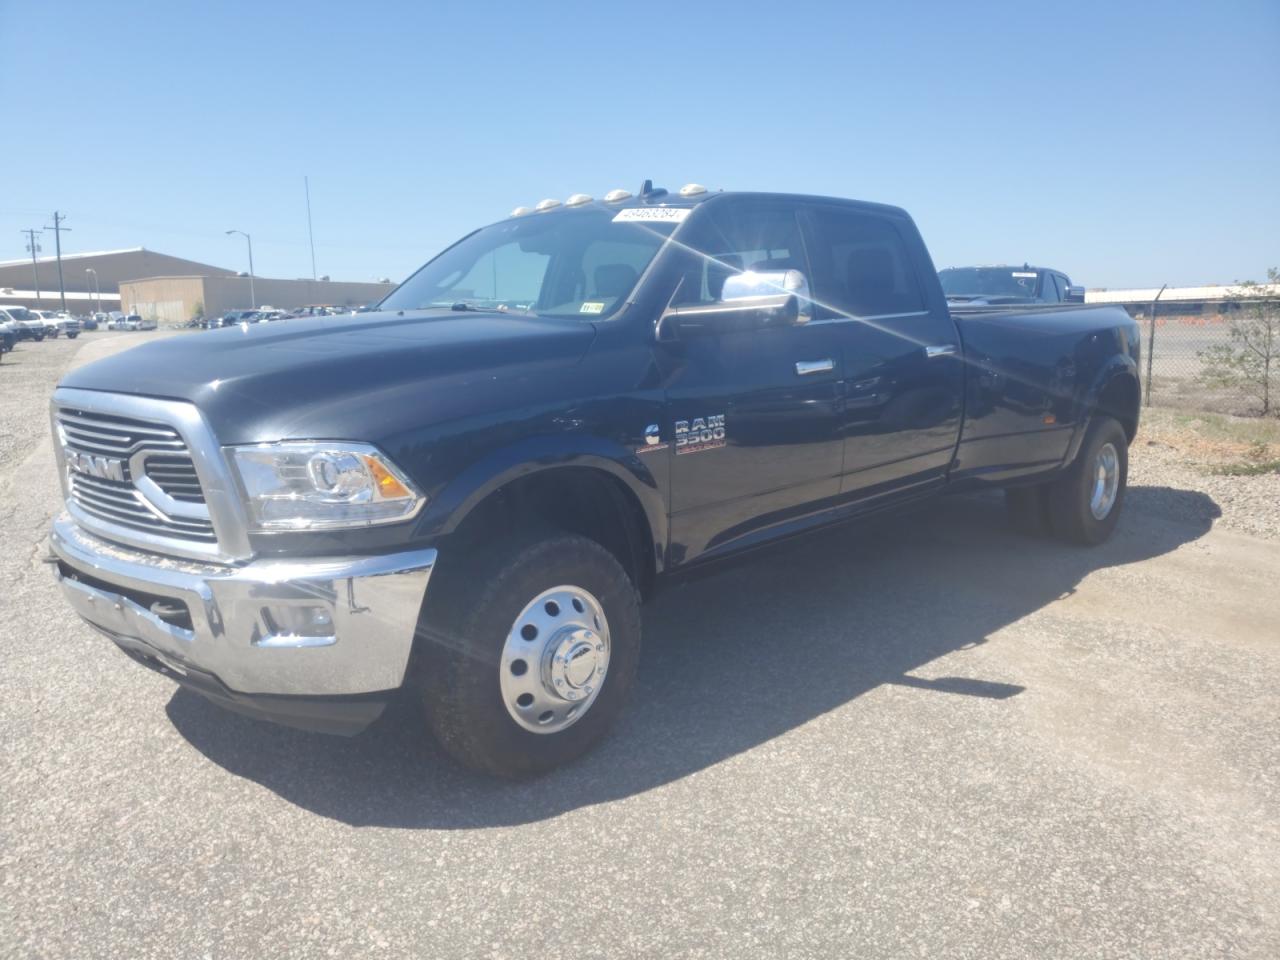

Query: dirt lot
<box><xmin>2</xmin><ymin>333</ymin><xmax>1278</xmax><ymax>959</ymax></box>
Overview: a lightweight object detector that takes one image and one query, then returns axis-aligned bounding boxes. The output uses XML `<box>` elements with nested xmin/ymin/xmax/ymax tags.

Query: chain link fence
<box><xmin>1131</xmin><ymin>299</ymin><xmax>1279</xmax><ymax>418</ymax></box>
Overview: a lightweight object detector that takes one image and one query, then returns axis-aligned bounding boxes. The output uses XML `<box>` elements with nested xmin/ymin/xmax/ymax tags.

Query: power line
<box><xmin>20</xmin><ymin>228</ymin><xmax>43</xmax><ymax>303</ymax></box>
<box><xmin>44</xmin><ymin>211</ymin><xmax>71</xmax><ymax>311</ymax></box>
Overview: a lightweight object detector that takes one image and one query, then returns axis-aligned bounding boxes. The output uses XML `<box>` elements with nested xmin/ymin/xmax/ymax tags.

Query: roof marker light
<box><xmin>535</xmin><ymin>198</ymin><xmax>562</xmax><ymax>212</ymax></box>
<box><xmin>603</xmin><ymin>189</ymin><xmax>632</xmax><ymax>203</ymax></box>
<box><xmin>679</xmin><ymin>183</ymin><xmax>707</xmax><ymax>197</ymax></box>
<box><xmin>565</xmin><ymin>193</ymin><xmax>593</xmax><ymax>207</ymax></box>
<box><xmin>510</xmin><ymin>206</ymin><xmax>532</xmax><ymax>217</ymax></box>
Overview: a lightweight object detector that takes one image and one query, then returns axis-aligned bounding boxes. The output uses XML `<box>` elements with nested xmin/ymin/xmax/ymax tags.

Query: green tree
<box><xmin>192</xmin><ymin>299</ymin><xmax>204</xmax><ymax>319</ymax></box>
<box><xmin>1199</xmin><ymin>267</ymin><xmax>1280</xmax><ymax>416</ymax></box>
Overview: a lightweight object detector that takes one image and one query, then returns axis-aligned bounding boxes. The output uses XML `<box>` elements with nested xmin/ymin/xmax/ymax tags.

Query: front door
<box><xmin>663</xmin><ymin>201</ymin><xmax>845</xmax><ymax>563</ymax></box>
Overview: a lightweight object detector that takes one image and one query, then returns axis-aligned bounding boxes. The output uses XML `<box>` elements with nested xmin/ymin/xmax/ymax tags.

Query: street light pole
<box><xmin>86</xmin><ymin>268</ymin><xmax>101</xmax><ymax>316</ymax></box>
<box><xmin>225</xmin><ymin>229</ymin><xmax>256</xmax><ymax>308</ymax></box>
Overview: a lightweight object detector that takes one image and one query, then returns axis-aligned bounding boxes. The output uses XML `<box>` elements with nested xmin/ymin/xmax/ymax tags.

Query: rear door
<box><xmin>664</xmin><ymin>200</ymin><xmax>845</xmax><ymax>561</ymax></box>
<box><xmin>800</xmin><ymin>204</ymin><xmax>964</xmax><ymax>501</ymax></box>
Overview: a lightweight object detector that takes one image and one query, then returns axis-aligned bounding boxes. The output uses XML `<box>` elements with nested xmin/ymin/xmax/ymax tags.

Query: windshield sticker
<box><xmin>613</xmin><ymin>208</ymin><xmax>690</xmax><ymax>223</ymax></box>
<box><xmin>579</xmin><ymin>301</ymin><xmax>605</xmax><ymax>314</ymax></box>
<box><xmin>1011</xmin><ymin>271</ymin><xmax>1037</xmax><ymax>278</ymax></box>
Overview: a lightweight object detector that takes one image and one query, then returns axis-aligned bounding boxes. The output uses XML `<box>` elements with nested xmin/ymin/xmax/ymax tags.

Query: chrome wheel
<box><xmin>500</xmin><ymin>585</ymin><xmax>611</xmax><ymax>735</ymax></box>
<box><xmin>1089</xmin><ymin>442</ymin><xmax>1120</xmax><ymax>520</ymax></box>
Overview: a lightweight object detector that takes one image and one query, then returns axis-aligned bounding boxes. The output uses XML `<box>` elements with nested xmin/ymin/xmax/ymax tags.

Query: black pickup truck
<box><xmin>49</xmin><ymin>184</ymin><xmax>1140</xmax><ymax>776</ymax></box>
<box><xmin>939</xmin><ymin>264</ymin><xmax>1085</xmax><ymax>306</ymax></box>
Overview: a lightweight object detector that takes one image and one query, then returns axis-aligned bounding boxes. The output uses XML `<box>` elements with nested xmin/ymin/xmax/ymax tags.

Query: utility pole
<box><xmin>21</xmin><ymin>228</ymin><xmax>42</xmax><ymax>304</ymax></box>
<box><xmin>304</xmin><ymin>176</ymin><xmax>317</xmax><ymax>281</ymax></box>
<box><xmin>46</xmin><ymin>212</ymin><xmax>71</xmax><ymax>311</ymax></box>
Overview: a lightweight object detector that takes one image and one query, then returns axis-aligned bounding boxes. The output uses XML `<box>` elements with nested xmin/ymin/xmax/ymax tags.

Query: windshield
<box><xmin>939</xmin><ymin>267</ymin><xmax>1041</xmax><ymax>299</ymax></box>
<box><xmin>5</xmin><ymin>307</ymin><xmax>32</xmax><ymax>321</ymax></box>
<box><xmin>381</xmin><ymin>208</ymin><xmax>680</xmax><ymax>319</ymax></box>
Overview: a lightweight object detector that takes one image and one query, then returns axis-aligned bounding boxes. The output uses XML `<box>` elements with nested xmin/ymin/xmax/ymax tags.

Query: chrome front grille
<box><xmin>56</xmin><ymin>406</ymin><xmax>216</xmax><ymax>544</ymax></box>
<box><xmin>140</xmin><ymin>454</ymin><xmax>205</xmax><ymax>503</ymax></box>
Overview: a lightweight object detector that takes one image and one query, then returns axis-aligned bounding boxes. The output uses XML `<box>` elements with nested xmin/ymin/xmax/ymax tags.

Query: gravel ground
<box><xmin>2</xmin><ymin>335</ymin><xmax>1278</xmax><ymax>959</ymax></box>
<box><xmin>1132</xmin><ymin>407</ymin><xmax>1280</xmax><ymax>541</ymax></box>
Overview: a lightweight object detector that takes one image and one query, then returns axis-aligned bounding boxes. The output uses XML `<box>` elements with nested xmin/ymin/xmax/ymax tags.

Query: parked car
<box><xmin>255</xmin><ymin>309</ymin><xmax>288</xmax><ymax>322</ymax></box>
<box><xmin>0</xmin><ymin>315</ymin><xmax>15</xmax><ymax>359</ymax></box>
<box><xmin>0</xmin><ymin>306</ymin><xmax>46</xmax><ymax>341</ymax></box>
<box><xmin>82</xmin><ymin>315</ymin><xmax>100</xmax><ymax>331</ymax></box>
<box><xmin>31</xmin><ymin>310</ymin><xmax>80</xmax><ymax>338</ymax></box>
<box><xmin>47</xmin><ymin>184</ymin><xmax>1140</xmax><ymax>777</ymax></box>
<box><xmin>54</xmin><ymin>312</ymin><xmax>82</xmax><ymax>339</ymax></box>
<box><xmin>217</xmin><ymin>310</ymin><xmax>261</xmax><ymax>327</ymax></box>
<box><xmin>938</xmin><ymin>265</ymin><xmax>1085</xmax><ymax>305</ymax></box>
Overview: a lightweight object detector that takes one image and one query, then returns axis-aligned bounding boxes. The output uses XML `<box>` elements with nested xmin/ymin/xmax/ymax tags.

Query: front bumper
<box><xmin>51</xmin><ymin>515</ymin><xmax>437</xmax><ymax>732</ymax></box>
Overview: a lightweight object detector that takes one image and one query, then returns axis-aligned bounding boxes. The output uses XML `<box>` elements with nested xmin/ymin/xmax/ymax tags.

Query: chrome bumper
<box><xmin>50</xmin><ymin>514</ymin><xmax>436</xmax><ymax>698</ymax></box>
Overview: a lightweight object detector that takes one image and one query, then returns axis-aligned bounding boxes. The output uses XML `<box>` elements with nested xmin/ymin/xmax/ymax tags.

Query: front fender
<box><xmin>415</xmin><ymin>433</ymin><xmax>669</xmax><ymax>571</ymax></box>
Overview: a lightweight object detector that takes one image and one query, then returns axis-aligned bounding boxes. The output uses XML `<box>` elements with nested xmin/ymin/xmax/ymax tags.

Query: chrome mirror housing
<box><xmin>721</xmin><ymin>269</ymin><xmax>813</xmax><ymax>323</ymax></box>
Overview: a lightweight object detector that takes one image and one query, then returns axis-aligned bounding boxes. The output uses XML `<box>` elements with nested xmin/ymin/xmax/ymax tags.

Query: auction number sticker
<box><xmin>612</xmin><ymin>208</ymin><xmax>690</xmax><ymax>223</ymax></box>
<box><xmin>1011</xmin><ymin>271</ymin><xmax>1037</xmax><ymax>278</ymax></box>
<box><xmin>579</xmin><ymin>301</ymin><xmax>605</xmax><ymax>314</ymax></box>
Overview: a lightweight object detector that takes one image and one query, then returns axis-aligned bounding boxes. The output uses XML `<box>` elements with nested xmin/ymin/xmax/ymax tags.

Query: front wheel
<box><xmin>67</xmin><ymin>332</ymin><xmax>79</xmax><ymax>339</ymax></box>
<box><xmin>417</xmin><ymin>533</ymin><xmax>642</xmax><ymax>777</ymax></box>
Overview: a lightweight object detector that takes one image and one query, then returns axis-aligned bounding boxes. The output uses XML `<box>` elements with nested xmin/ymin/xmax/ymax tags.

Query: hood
<box><xmin>59</xmin><ymin>310</ymin><xmax>597</xmax><ymax>444</ymax></box>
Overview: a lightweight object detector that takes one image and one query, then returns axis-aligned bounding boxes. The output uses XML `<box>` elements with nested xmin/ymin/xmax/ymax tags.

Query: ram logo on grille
<box><xmin>64</xmin><ymin>449</ymin><xmax>126</xmax><ymax>483</ymax></box>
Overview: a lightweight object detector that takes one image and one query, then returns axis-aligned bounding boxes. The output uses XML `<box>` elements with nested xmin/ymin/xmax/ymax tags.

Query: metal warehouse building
<box><xmin>0</xmin><ymin>248</ymin><xmax>235</xmax><ymax>314</ymax></box>
<box><xmin>0</xmin><ymin>246</ymin><xmax>393</xmax><ymax>321</ymax></box>
<box><xmin>120</xmin><ymin>275</ymin><xmax>394</xmax><ymax>324</ymax></box>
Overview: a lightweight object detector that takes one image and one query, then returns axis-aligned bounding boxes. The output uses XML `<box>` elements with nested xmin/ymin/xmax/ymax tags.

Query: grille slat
<box><xmin>59</xmin><ymin>405</ymin><xmax>215</xmax><ymax>545</ymax></box>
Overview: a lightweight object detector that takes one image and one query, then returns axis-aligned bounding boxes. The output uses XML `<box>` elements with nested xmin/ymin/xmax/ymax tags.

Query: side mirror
<box><xmin>722</xmin><ymin>269</ymin><xmax>813</xmax><ymax>323</ymax></box>
<box><xmin>1065</xmin><ymin>285</ymin><xmax>1085</xmax><ymax>303</ymax></box>
<box><xmin>661</xmin><ymin>292</ymin><xmax>798</xmax><ymax>337</ymax></box>
<box><xmin>659</xmin><ymin>269</ymin><xmax>812</xmax><ymax>339</ymax></box>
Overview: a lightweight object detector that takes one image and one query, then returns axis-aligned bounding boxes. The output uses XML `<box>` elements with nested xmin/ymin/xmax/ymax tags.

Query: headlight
<box><xmin>229</xmin><ymin>441</ymin><xmax>425</xmax><ymax>531</ymax></box>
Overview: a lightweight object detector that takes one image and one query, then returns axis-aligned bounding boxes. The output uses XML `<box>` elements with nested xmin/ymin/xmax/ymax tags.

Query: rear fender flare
<box><xmin>1065</xmin><ymin>355</ymin><xmax>1140</xmax><ymax>464</ymax></box>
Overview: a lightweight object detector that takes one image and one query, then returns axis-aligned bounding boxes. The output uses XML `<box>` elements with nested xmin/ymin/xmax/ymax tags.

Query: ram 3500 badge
<box><xmin>48</xmin><ymin>181</ymin><xmax>1140</xmax><ymax>777</ymax></box>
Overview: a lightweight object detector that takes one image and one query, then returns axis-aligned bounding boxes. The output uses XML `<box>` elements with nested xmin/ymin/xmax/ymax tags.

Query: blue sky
<box><xmin>1</xmin><ymin>0</ymin><xmax>1277</xmax><ymax>289</ymax></box>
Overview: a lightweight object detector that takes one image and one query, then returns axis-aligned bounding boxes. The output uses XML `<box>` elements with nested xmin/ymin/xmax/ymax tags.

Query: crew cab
<box><xmin>940</xmin><ymin>264</ymin><xmax>1084</xmax><ymax>306</ymax></box>
<box><xmin>48</xmin><ymin>184</ymin><xmax>1140</xmax><ymax>777</ymax></box>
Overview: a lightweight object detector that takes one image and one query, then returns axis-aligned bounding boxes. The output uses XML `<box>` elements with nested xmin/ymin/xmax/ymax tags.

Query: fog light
<box><xmin>260</xmin><ymin>604</ymin><xmax>335</xmax><ymax>643</ymax></box>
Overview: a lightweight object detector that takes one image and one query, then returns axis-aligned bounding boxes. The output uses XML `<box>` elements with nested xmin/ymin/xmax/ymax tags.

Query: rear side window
<box><xmin>804</xmin><ymin>207</ymin><xmax>926</xmax><ymax>319</ymax></box>
<box><xmin>1041</xmin><ymin>273</ymin><xmax>1062</xmax><ymax>302</ymax></box>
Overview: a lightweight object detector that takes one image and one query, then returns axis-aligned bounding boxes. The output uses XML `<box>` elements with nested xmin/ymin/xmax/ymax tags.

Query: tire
<box><xmin>417</xmin><ymin>532</ymin><xmax>642</xmax><ymax>777</ymax></box>
<box><xmin>68</xmin><ymin>332</ymin><xmax>79</xmax><ymax>339</ymax></box>
<box><xmin>1047</xmin><ymin>416</ymin><xmax>1128</xmax><ymax>545</ymax></box>
<box><xmin>1005</xmin><ymin>483</ymin><xmax>1052</xmax><ymax>537</ymax></box>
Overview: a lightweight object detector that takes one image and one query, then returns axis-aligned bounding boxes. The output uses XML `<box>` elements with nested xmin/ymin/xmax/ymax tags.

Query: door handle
<box><xmin>925</xmin><ymin>344</ymin><xmax>958</xmax><ymax>359</ymax></box>
<box><xmin>795</xmin><ymin>358</ymin><xmax>835</xmax><ymax>376</ymax></box>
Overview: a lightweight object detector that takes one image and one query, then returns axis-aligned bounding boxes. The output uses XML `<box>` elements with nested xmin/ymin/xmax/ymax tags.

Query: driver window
<box><xmin>672</xmin><ymin>206</ymin><xmax>805</xmax><ymax>307</ymax></box>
